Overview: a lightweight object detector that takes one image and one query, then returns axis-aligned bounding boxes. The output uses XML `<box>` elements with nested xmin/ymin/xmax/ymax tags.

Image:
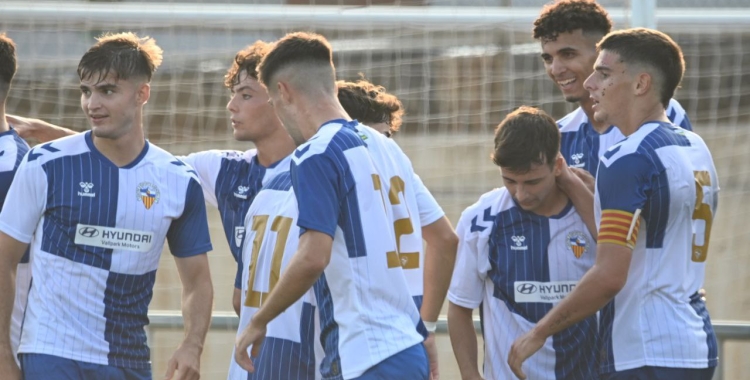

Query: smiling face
<box><xmin>583</xmin><ymin>49</ymin><xmax>633</xmax><ymax>127</ymax></box>
<box><xmin>541</xmin><ymin>29</ymin><xmax>601</xmax><ymax>104</ymax></box>
<box><xmin>226</xmin><ymin>71</ymin><xmax>284</xmax><ymax>143</ymax></box>
<box><xmin>80</xmin><ymin>72</ymin><xmax>147</xmax><ymax>140</ymax></box>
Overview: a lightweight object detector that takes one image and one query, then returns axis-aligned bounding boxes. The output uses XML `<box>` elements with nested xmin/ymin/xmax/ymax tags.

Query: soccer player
<box><xmin>180</xmin><ymin>41</ymin><xmax>296</xmax><ymax>316</ymax></box>
<box><xmin>0</xmin><ymin>33</ymin><xmax>30</xmax><ymax>364</ymax></box>
<box><xmin>337</xmin><ymin>78</ymin><xmax>459</xmax><ymax>379</ymax></box>
<box><xmin>533</xmin><ymin>0</ymin><xmax>692</xmax><ymax>177</ymax></box>
<box><xmin>234</xmin><ymin>32</ymin><xmax>428</xmax><ymax>379</ymax></box>
<box><xmin>447</xmin><ymin>106</ymin><xmax>597</xmax><ymax>380</ymax></box>
<box><xmin>336</xmin><ymin>79</ymin><xmax>403</xmax><ymax>137</ymax></box>
<box><xmin>509</xmin><ymin>28</ymin><xmax>719</xmax><ymax>380</ymax></box>
<box><xmin>0</xmin><ymin>32</ymin><xmax>214</xmax><ymax>380</ymax></box>
<box><xmin>8</xmin><ymin>41</ymin><xmax>298</xmax><ymax>318</ymax></box>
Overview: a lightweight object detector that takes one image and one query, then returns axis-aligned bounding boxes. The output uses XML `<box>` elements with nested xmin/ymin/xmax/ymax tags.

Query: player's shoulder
<box><xmin>263</xmin><ymin>170</ymin><xmax>293</xmax><ymax>192</ymax></box>
<box><xmin>459</xmin><ymin>188</ymin><xmax>514</xmax><ymax>232</ymax></box>
<box><xmin>24</xmin><ymin>132</ymin><xmax>89</xmax><ymax>166</ymax></box>
<box><xmin>145</xmin><ymin>143</ymin><xmax>203</xmax><ymax>181</ymax></box>
<box><xmin>292</xmin><ymin>119</ymin><xmax>363</xmax><ymax>164</ymax></box>
<box><xmin>557</xmin><ymin>107</ymin><xmax>588</xmax><ymax>133</ymax></box>
<box><xmin>600</xmin><ymin>122</ymin><xmax>691</xmax><ymax>168</ymax></box>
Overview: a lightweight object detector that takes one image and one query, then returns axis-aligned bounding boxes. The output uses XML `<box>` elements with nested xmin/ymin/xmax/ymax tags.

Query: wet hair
<box><xmin>77</xmin><ymin>32</ymin><xmax>163</xmax><ymax>83</ymax></box>
<box><xmin>337</xmin><ymin>79</ymin><xmax>404</xmax><ymax>136</ymax></box>
<box><xmin>224</xmin><ymin>40</ymin><xmax>271</xmax><ymax>89</ymax></box>
<box><xmin>492</xmin><ymin>106</ymin><xmax>560</xmax><ymax>173</ymax></box>
<box><xmin>598</xmin><ymin>28</ymin><xmax>684</xmax><ymax>108</ymax></box>
<box><xmin>533</xmin><ymin>0</ymin><xmax>612</xmax><ymax>42</ymax></box>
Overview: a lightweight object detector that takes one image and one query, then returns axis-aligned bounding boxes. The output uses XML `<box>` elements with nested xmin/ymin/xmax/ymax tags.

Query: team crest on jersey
<box><xmin>234</xmin><ymin>185</ymin><xmax>250</xmax><ymax>199</ymax></box>
<box><xmin>570</xmin><ymin>153</ymin><xmax>585</xmax><ymax>168</ymax></box>
<box><xmin>137</xmin><ymin>182</ymin><xmax>160</xmax><ymax>210</ymax></box>
<box><xmin>567</xmin><ymin>231</ymin><xmax>588</xmax><ymax>258</ymax></box>
<box><xmin>510</xmin><ymin>235</ymin><xmax>528</xmax><ymax>251</ymax></box>
<box><xmin>78</xmin><ymin>182</ymin><xmax>95</xmax><ymax>198</ymax></box>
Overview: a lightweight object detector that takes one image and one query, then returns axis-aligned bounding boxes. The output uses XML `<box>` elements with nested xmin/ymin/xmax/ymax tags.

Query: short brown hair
<box><xmin>492</xmin><ymin>106</ymin><xmax>560</xmax><ymax>173</ymax></box>
<box><xmin>533</xmin><ymin>0</ymin><xmax>612</xmax><ymax>42</ymax></box>
<box><xmin>78</xmin><ymin>32</ymin><xmax>163</xmax><ymax>83</ymax></box>
<box><xmin>337</xmin><ymin>79</ymin><xmax>404</xmax><ymax>136</ymax></box>
<box><xmin>0</xmin><ymin>33</ymin><xmax>17</xmax><ymax>92</ymax></box>
<box><xmin>257</xmin><ymin>32</ymin><xmax>333</xmax><ymax>87</ymax></box>
<box><xmin>224</xmin><ymin>41</ymin><xmax>271</xmax><ymax>89</ymax></box>
<box><xmin>598</xmin><ymin>28</ymin><xmax>684</xmax><ymax>108</ymax></box>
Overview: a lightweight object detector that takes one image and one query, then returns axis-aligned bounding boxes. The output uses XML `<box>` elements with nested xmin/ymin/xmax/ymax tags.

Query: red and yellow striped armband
<box><xmin>599</xmin><ymin>209</ymin><xmax>641</xmax><ymax>249</ymax></box>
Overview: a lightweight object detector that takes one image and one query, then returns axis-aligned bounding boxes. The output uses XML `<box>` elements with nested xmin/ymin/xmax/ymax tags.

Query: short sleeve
<box><xmin>167</xmin><ymin>178</ymin><xmax>213</xmax><ymax>257</ymax></box>
<box><xmin>597</xmin><ymin>153</ymin><xmax>654</xmax><ymax>213</ymax></box>
<box><xmin>0</xmin><ymin>153</ymin><xmax>47</xmax><ymax>243</ymax></box>
<box><xmin>596</xmin><ymin>153</ymin><xmax>655</xmax><ymax>249</ymax></box>
<box><xmin>291</xmin><ymin>153</ymin><xmax>345</xmax><ymax>238</ymax></box>
<box><xmin>447</xmin><ymin>209</ymin><xmax>486</xmax><ymax>309</ymax></box>
<box><xmin>178</xmin><ymin>151</ymin><xmax>224</xmax><ymax>207</ymax></box>
<box><xmin>412</xmin><ymin>173</ymin><xmax>444</xmax><ymax>226</ymax></box>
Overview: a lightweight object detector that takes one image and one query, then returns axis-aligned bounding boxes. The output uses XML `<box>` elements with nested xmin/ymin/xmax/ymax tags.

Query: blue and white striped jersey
<box><xmin>595</xmin><ymin>122</ymin><xmax>719</xmax><ymax>374</ymax></box>
<box><xmin>0</xmin><ymin>127</ymin><xmax>30</xmax><ymax>359</ymax></box>
<box><xmin>291</xmin><ymin>119</ymin><xmax>424</xmax><ymax>379</ymax></box>
<box><xmin>353</xmin><ymin>124</ymin><xmax>444</xmax><ymax>313</ymax></box>
<box><xmin>0</xmin><ymin>131</ymin><xmax>212</xmax><ymax>369</ymax></box>
<box><xmin>449</xmin><ymin>188</ymin><xmax>598</xmax><ymax>380</ymax></box>
<box><xmin>180</xmin><ymin>149</ymin><xmax>290</xmax><ymax>289</ymax></box>
<box><xmin>229</xmin><ymin>170</ymin><xmax>323</xmax><ymax>380</ymax></box>
<box><xmin>559</xmin><ymin>98</ymin><xmax>691</xmax><ymax>176</ymax></box>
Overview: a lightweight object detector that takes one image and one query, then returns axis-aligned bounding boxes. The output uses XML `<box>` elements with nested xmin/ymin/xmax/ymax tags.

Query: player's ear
<box><xmin>553</xmin><ymin>154</ymin><xmax>564</xmax><ymax>176</ymax></box>
<box><xmin>634</xmin><ymin>71</ymin><xmax>651</xmax><ymax>97</ymax></box>
<box><xmin>277</xmin><ymin>81</ymin><xmax>292</xmax><ymax>105</ymax></box>
<box><xmin>137</xmin><ymin>82</ymin><xmax>151</xmax><ymax>105</ymax></box>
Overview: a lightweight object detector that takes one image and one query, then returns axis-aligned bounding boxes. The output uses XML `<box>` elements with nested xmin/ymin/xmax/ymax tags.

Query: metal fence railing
<box><xmin>147</xmin><ymin>311</ymin><xmax>750</xmax><ymax>380</ymax></box>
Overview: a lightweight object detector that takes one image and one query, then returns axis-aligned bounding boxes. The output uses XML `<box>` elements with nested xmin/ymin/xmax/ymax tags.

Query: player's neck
<box><xmin>580</xmin><ymin>98</ymin><xmax>610</xmax><ymax>134</ymax></box>
<box><xmin>254</xmin><ymin>128</ymin><xmax>296</xmax><ymax>167</ymax></box>
<box><xmin>303</xmin><ymin>97</ymin><xmax>351</xmax><ymax>139</ymax></box>
<box><xmin>92</xmin><ymin>126</ymin><xmax>146</xmax><ymax>167</ymax></box>
<box><xmin>618</xmin><ymin>101</ymin><xmax>669</xmax><ymax>137</ymax></box>
<box><xmin>0</xmin><ymin>103</ymin><xmax>8</xmax><ymax>133</ymax></box>
<box><xmin>533</xmin><ymin>187</ymin><xmax>570</xmax><ymax>218</ymax></box>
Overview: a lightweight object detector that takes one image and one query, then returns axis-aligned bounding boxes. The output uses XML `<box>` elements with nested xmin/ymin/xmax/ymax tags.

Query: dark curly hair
<box><xmin>533</xmin><ymin>0</ymin><xmax>612</xmax><ymax>42</ymax></box>
<box><xmin>0</xmin><ymin>33</ymin><xmax>17</xmax><ymax>91</ymax></box>
<box><xmin>224</xmin><ymin>40</ymin><xmax>270</xmax><ymax>89</ymax></box>
<box><xmin>337</xmin><ymin>78</ymin><xmax>404</xmax><ymax>136</ymax></box>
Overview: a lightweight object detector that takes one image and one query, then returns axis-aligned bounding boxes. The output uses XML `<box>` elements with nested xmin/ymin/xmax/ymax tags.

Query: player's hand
<box><xmin>6</xmin><ymin>114</ymin><xmax>36</xmax><ymax>139</ymax></box>
<box><xmin>0</xmin><ymin>352</ymin><xmax>21</xmax><ymax>380</ymax></box>
<box><xmin>570</xmin><ymin>167</ymin><xmax>595</xmax><ymax>193</ymax></box>
<box><xmin>164</xmin><ymin>342</ymin><xmax>202</xmax><ymax>380</ymax></box>
<box><xmin>508</xmin><ymin>329</ymin><xmax>545</xmax><ymax>380</ymax></box>
<box><xmin>234</xmin><ymin>318</ymin><xmax>267</xmax><ymax>372</ymax></box>
<box><xmin>423</xmin><ymin>332</ymin><xmax>440</xmax><ymax>380</ymax></box>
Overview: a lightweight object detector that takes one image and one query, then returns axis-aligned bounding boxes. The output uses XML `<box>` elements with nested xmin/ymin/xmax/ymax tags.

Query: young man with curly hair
<box><xmin>510</xmin><ymin>28</ymin><xmax>719</xmax><ymax>380</ymax></box>
<box><xmin>533</xmin><ymin>0</ymin><xmax>692</xmax><ymax>177</ymax></box>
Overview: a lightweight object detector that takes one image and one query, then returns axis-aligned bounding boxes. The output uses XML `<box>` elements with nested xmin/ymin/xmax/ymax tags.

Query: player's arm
<box><xmin>232</xmin><ymin>288</ymin><xmax>241</xmax><ymax>317</ymax></box>
<box><xmin>235</xmin><ymin>229</ymin><xmax>331</xmax><ymax>372</ymax></box>
<box><xmin>0</xmin><ymin>151</ymin><xmax>47</xmax><ymax>379</ymax></box>
<box><xmin>555</xmin><ymin>155</ymin><xmax>597</xmax><ymax>239</ymax></box>
<box><xmin>167</xmin><ymin>253</ymin><xmax>213</xmax><ymax>380</ymax></box>
<box><xmin>421</xmin><ymin>217</ymin><xmax>458</xmax><ymax>323</ymax></box>
<box><xmin>164</xmin><ymin>178</ymin><xmax>214</xmax><ymax>380</ymax></box>
<box><xmin>448</xmin><ymin>303</ymin><xmax>483</xmax><ymax>380</ymax></box>
<box><xmin>6</xmin><ymin>114</ymin><xmax>77</xmax><ymax>142</ymax></box>
<box><xmin>509</xmin><ymin>154</ymin><xmax>650</xmax><ymax>380</ymax></box>
<box><xmin>235</xmin><ymin>151</ymin><xmax>339</xmax><ymax>372</ymax></box>
<box><xmin>0</xmin><ymin>233</ymin><xmax>28</xmax><ymax>379</ymax></box>
<box><xmin>447</xmin><ymin>209</ymin><xmax>486</xmax><ymax>380</ymax></box>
